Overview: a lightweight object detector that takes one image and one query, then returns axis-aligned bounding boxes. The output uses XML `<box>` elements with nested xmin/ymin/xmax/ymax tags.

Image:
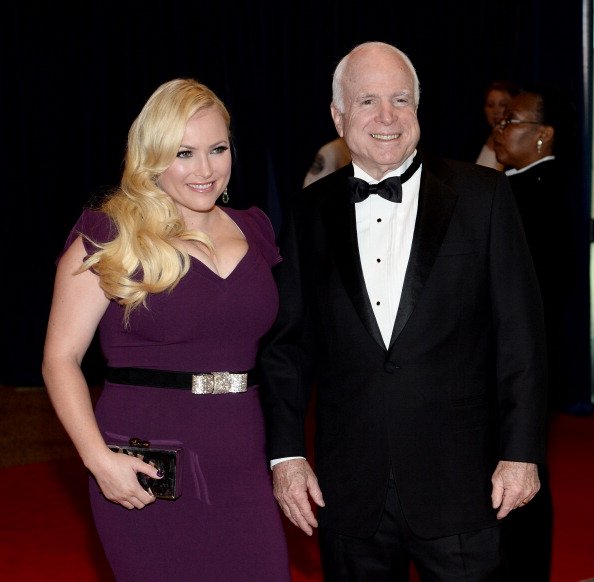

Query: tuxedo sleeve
<box><xmin>259</xmin><ymin>201</ymin><xmax>316</xmax><ymax>462</ymax></box>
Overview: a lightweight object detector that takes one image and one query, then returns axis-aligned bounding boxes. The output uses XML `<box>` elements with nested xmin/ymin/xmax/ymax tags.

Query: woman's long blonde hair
<box><xmin>80</xmin><ymin>79</ymin><xmax>231</xmax><ymax>324</ymax></box>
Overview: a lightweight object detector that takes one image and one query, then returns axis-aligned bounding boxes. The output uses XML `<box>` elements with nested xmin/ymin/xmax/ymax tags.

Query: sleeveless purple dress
<box><xmin>62</xmin><ymin>207</ymin><xmax>290</xmax><ymax>582</ymax></box>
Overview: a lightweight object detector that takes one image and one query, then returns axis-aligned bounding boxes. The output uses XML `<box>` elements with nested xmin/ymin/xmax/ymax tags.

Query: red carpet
<box><xmin>548</xmin><ymin>413</ymin><xmax>594</xmax><ymax>581</ymax></box>
<box><xmin>0</xmin><ymin>412</ymin><xmax>592</xmax><ymax>581</ymax></box>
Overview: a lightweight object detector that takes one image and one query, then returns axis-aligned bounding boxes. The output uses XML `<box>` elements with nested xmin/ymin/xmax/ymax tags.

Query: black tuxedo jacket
<box><xmin>259</xmin><ymin>154</ymin><xmax>548</xmax><ymax>539</ymax></box>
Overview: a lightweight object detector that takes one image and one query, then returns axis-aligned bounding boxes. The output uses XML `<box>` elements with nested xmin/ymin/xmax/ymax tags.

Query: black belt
<box><xmin>106</xmin><ymin>366</ymin><xmax>258</xmax><ymax>394</ymax></box>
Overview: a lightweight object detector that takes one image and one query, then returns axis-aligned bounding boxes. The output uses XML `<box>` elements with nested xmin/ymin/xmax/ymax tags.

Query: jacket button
<box><xmin>384</xmin><ymin>361</ymin><xmax>399</xmax><ymax>373</ymax></box>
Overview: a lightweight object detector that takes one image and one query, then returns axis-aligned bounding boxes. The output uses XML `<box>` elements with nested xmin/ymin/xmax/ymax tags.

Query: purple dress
<box><xmin>62</xmin><ymin>207</ymin><xmax>290</xmax><ymax>582</ymax></box>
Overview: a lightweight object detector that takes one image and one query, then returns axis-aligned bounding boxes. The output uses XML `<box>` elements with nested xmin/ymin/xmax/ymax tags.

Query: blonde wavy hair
<box><xmin>80</xmin><ymin>78</ymin><xmax>231</xmax><ymax>324</ymax></box>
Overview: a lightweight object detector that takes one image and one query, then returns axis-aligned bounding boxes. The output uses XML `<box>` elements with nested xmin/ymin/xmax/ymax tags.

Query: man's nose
<box><xmin>376</xmin><ymin>103</ymin><xmax>396</xmax><ymax>124</ymax></box>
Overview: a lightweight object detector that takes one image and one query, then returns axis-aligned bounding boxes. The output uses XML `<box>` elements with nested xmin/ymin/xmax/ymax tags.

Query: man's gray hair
<box><xmin>332</xmin><ymin>41</ymin><xmax>421</xmax><ymax>113</ymax></box>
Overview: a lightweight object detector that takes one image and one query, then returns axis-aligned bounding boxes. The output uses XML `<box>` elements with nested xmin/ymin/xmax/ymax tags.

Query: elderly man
<box><xmin>260</xmin><ymin>41</ymin><xmax>547</xmax><ymax>581</ymax></box>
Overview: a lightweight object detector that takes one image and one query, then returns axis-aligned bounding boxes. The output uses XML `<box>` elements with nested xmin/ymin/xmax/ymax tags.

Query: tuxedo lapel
<box><xmin>388</xmin><ymin>167</ymin><xmax>458</xmax><ymax>348</ymax></box>
<box><xmin>320</xmin><ymin>162</ymin><xmax>458</xmax><ymax>351</ymax></box>
<box><xmin>321</xmin><ymin>171</ymin><xmax>385</xmax><ymax>348</ymax></box>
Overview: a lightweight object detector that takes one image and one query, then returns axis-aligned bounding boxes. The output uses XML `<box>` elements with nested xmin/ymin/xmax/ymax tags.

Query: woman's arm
<box><xmin>42</xmin><ymin>236</ymin><xmax>159</xmax><ymax>509</ymax></box>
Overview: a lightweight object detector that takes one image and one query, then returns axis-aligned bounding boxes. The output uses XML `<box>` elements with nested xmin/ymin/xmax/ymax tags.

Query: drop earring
<box><xmin>536</xmin><ymin>138</ymin><xmax>543</xmax><ymax>154</ymax></box>
<box><xmin>222</xmin><ymin>188</ymin><xmax>229</xmax><ymax>204</ymax></box>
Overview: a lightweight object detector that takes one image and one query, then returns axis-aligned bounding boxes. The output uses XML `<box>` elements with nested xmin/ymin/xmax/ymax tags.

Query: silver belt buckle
<box><xmin>191</xmin><ymin>372</ymin><xmax>247</xmax><ymax>395</ymax></box>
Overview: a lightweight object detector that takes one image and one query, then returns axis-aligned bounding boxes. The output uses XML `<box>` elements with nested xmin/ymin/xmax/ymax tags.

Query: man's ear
<box><xmin>330</xmin><ymin>103</ymin><xmax>344</xmax><ymax>137</ymax></box>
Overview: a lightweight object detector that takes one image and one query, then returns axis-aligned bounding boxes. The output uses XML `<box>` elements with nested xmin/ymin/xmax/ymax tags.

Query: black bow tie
<box><xmin>348</xmin><ymin>154</ymin><xmax>422</xmax><ymax>203</ymax></box>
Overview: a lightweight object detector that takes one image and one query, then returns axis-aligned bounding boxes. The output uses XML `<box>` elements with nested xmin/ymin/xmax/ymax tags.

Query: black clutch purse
<box><xmin>107</xmin><ymin>437</ymin><xmax>183</xmax><ymax>500</ymax></box>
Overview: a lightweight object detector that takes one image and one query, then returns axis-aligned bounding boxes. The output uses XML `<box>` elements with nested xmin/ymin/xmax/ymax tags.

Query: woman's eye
<box><xmin>177</xmin><ymin>150</ymin><xmax>192</xmax><ymax>159</ymax></box>
<box><xmin>212</xmin><ymin>145</ymin><xmax>229</xmax><ymax>155</ymax></box>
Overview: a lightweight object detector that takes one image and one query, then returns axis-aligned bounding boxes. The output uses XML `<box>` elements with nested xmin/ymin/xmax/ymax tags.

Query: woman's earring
<box><xmin>536</xmin><ymin>138</ymin><xmax>543</xmax><ymax>153</ymax></box>
<box><xmin>221</xmin><ymin>188</ymin><xmax>229</xmax><ymax>204</ymax></box>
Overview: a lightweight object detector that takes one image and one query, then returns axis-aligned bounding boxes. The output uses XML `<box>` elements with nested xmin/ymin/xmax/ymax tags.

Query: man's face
<box><xmin>331</xmin><ymin>47</ymin><xmax>420</xmax><ymax>180</ymax></box>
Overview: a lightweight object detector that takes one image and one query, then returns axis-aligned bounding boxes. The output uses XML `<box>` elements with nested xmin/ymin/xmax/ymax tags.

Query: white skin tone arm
<box><xmin>273</xmin><ymin>459</ymin><xmax>538</xmax><ymax>535</ymax></box>
<box><xmin>42</xmin><ymin>236</ymin><xmax>161</xmax><ymax>510</ymax></box>
<box><xmin>272</xmin><ymin>458</ymin><xmax>324</xmax><ymax>536</ymax></box>
<box><xmin>491</xmin><ymin>460</ymin><xmax>540</xmax><ymax>518</ymax></box>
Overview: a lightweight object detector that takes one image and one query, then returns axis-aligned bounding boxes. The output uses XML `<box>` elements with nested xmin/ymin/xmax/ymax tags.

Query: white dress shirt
<box><xmin>505</xmin><ymin>155</ymin><xmax>555</xmax><ymax>176</ymax></box>
<box><xmin>353</xmin><ymin>151</ymin><xmax>421</xmax><ymax>347</ymax></box>
<box><xmin>270</xmin><ymin>151</ymin><xmax>422</xmax><ymax>468</ymax></box>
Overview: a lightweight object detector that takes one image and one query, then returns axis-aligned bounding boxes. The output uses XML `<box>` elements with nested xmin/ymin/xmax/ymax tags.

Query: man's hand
<box><xmin>272</xmin><ymin>458</ymin><xmax>325</xmax><ymax>535</ymax></box>
<box><xmin>491</xmin><ymin>460</ymin><xmax>540</xmax><ymax>519</ymax></box>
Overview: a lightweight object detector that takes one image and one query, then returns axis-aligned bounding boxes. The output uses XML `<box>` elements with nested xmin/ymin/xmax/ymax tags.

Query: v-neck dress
<box><xmin>61</xmin><ymin>206</ymin><xmax>290</xmax><ymax>582</ymax></box>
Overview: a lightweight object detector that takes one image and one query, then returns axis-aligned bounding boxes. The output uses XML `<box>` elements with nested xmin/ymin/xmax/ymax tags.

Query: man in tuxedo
<box><xmin>259</xmin><ymin>41</ymin><xmax>548</xmax><ymax>581</ymax></box>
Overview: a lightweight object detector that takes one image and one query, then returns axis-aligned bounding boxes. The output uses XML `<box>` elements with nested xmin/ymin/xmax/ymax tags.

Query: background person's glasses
<box><xmin>496</xmin><ymin>117</ymin><xmax>541</xmax><ymax>131</ymax></box>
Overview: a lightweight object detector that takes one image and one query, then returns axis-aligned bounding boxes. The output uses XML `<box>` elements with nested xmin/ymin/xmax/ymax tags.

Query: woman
<box><xmin>493</xmin><ymin>84</ymin><xmax>579</xmax><ymax>410</ymax></box>
<box><xmin>42</xmin><ymin>79</ymin><xmax>291</xmax><ymax>581</ymax></box>
<box><xmin>475</xmin><ymin>79</ymin><xmax>519</xmax><ymax>170</ymax></box>
<box><xmin>493</xmin><ymin>84</ymin><xmax>579</xmax><ymax>582</ymax></box>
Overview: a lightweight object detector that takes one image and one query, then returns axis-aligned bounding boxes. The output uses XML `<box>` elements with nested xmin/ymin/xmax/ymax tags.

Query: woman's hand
<box><xmin>91</xmin><ymin>448</ymin><xmax>163</xmax><ymax>510</ymax></box>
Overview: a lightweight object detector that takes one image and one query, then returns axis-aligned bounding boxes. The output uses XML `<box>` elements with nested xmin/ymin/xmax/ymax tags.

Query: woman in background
<box><xmin>493</xmin><ymin>83</ymin><xmax>580</xmax><ymax>582</ymax></box>
<box><xmin>475</xmin><ymin>79</ymin><xmax>520</xmax><ymax>170</ymax></box>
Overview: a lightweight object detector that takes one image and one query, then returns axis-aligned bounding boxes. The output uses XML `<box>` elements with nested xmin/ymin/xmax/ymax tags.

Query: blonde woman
<box><xmin>42</xmin><ymin>78</ymin><xmax>290</xmax><ymax>581</ymax></box>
